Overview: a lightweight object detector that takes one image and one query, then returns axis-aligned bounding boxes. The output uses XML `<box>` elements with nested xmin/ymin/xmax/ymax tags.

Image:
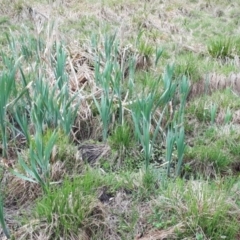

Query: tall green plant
<box><xmin>13</xmin><ymin>106</ymin><xmax>30</xmax><ymax>145</ymax></box>
<box><xmin>30</xmin><ymin>75</ymin><xmax>78</xmax><ymax>135</ymax></box>
<box><xmin>53</xmin><ymin>44</ymin><xmax>68</xmax><ymax>90</ymax></box>
<box><xmin>12</xmin><ymin>130</ymin><xmax>57</xmax><ymax>193</ymax></box>
<box><xmin>155</xmin><ymin>47</ymin><xmax>163</xmax><ymax>67</ymax></box>
<box><xmin>166</xmin><ymin>76</ymin><xmax>189</xmax><ymax>177</ymax></box>
<box><xmin>178</xmin><ymin>76</ymin><xmax>190</xmax><ymax>120</ymax></box>
<box><xmin>208</xmin><ymin>37</ymin><xmax>233</xmax><ymax>59</ymax></box>
<box><xmin>166</xmin><ymin>127</ymin><xmax>175</xmax><ymax>176</ymax></box>
<box><xmin>93</xmin><ymin>93</ymin><xmax>113</xmax><ymax>141</ymax></box>
<box><xmin>131</xmin><ymin>65</ymin><xmax>177</xmax><ymax>170</ymax></box>
<box><xmin>175</xmin><ymin>125</ymin><xmax>185</xmax><ymax>176</ymax></box>
<box><xmin>92</xmin><ymin>35</ymin><xmax>118</xmax><ymax>141</ymax></box>
<box><xmin>175</xmin><ymin>76</ymin><xmax>189</xmax><ymax>176</ymax></box>
<box><xmin>0</xmin><ymin>64</ymin><xmax>16</xmax><ymax>158</ymax></box>
<box><xmin>110</xmin><ymin>63</ymin><xmax>123</xmax><ymax>124</ymax></box>
<box><xmin>131</xmin><ymin>94</ymin><xmax>155</xmax><ymax>169</ymax></box>
<box><xmin>19</xmin><ymin>29</ymin><xmax>44</xmax><ymax>62</ymax></box>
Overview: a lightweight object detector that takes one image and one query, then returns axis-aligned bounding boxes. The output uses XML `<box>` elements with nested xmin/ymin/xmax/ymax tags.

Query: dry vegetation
<box><xmin>1</xmin><ymin>0</ymin><xmax>240</xmax><ymax>239</ymax></box>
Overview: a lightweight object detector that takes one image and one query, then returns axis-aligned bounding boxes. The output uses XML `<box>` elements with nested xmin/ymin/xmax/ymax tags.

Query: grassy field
<box><xmin>1</xmin><ymin>0</ymin><xmax>240</xmax><ymax>239</ymax></box>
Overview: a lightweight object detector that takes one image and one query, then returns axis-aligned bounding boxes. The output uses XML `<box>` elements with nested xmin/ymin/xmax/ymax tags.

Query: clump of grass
<box><xmin>109</xmin><ymin>123</ymin><xmax>134</xmax><ymax>165</ymax></box>
<box><xmin>187</xmin><ymin>98</ymin><xmax>211</xmax><ymax>123</ymax></box>
<box><xmin>184</xmin><ymin>125</ymin><xmax>240</xmax><ymax>176</ymax></box>
<box><xmin>207</xmin><ymin>37</ymin><xmax>234</xmax><ymax>59</ymax></box>
<box><xmin>187</xmin><ymin>144</ymin><xmax>232</xmax><ymax>173</ymax></box>
<box><xmin>33</xmin><ymin>168</ymin><xmax>138</xmax><ymax>239</ymax></box>
<box><xmin>110</xmin><ymin>124</ymin><xmax>132</xmax><ymax>150</ymax></box>
<box><xmin>53</xmin><ymin>130</ymin><xmax>77</xmax><ymax>162</ymax></box>
<box><xmin>175</xmin><ymin>53</ymin><xmax>201</xmax><ymax>82</ymax></box>
<box><xmin>137</xmin><ymin>38</ymin><xmax>154</xmax><ymax>66</ymax></box>
<box><xmin>186</xmin><ymin>88</ymin><xmax>240</xmax><ymax>125</ymax></box>
<box><xmin>35</xmin><ymin>174</ymin><xmax>100</xmax><ymax>238</ymax></box>
<box><xmin>0</xmin><ymin>16</ymin><xmax>9</xmax><ymax>25</ymax></box>
<box><xmin>150</xmin><ymin>179</ymin><xmax>240</xmax><ymax>239</ymax></box>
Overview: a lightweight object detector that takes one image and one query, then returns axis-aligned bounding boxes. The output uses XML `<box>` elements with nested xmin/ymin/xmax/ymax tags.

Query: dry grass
<box><xmin>189</xmin><ymin>72</ymin><xmax>240</xmax><ymax>99</ymax></box>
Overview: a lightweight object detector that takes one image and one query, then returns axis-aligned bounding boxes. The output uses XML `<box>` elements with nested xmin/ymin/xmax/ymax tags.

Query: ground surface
<box><xmin>1</xmin><ymin>0</ymin><xmax>240</xmax><ymax>239</ymax></box>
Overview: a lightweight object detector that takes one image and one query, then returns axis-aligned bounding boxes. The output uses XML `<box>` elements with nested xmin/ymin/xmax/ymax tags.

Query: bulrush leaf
<box><xmin>166</xmin><ymin>127</ymin><xmax>175</xmax><ymax>176</ymax></box>
<box><xmin>0</xmin><ymin>64</ymin><xmax>16</xmax><ymax>158</ymax></box>
<box><xmin>12</xmin><ymin>130</ymin><xmax>57</xmax><ymax>193</ymax></box>
<box><xmin>0</xmin><ymin>196</ymin><xmax>10</xmax><ymax>239</ymax></box>
<box><xmin>176</xmin><ymin>126</ymin><xmax>185</xmax><ymax>176</ymax></box>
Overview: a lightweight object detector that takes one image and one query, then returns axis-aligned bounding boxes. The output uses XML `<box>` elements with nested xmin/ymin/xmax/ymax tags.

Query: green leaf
<box><xmin>10</xmin><ymin>170</ymin><xmax>37</xmax><ymax>183</ymax></box>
